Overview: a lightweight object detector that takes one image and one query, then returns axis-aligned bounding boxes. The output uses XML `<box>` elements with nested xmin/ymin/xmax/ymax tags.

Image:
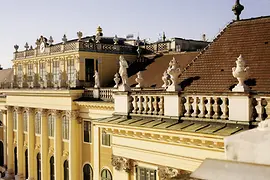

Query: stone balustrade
<box><xmin>14</xmin><ymin>41</ymin><xmax>136</xmax><ymax>60</ymax></box>
<box><xmin>182</xmin><ymin>94</ymin><xmax>229</xmax><ymax>120</ymax></box>
<box><xmin>99</xmin><ymin>88</ymin><xmax>114</xmax><ymax>101</ymax></box>
<box><xmin>142</xmin><ymin>41</ymin><xmax>172</xmax><ymax>53</ymax></box>
<box><xmin>130</xmin><ymin>92</ymin><xmax>164</xmax><ymax>116</ymax></box>
<box><xmin>252</xmin><ymin>96</ymin><xmax>269</xmax><ymax>122</ymax></box>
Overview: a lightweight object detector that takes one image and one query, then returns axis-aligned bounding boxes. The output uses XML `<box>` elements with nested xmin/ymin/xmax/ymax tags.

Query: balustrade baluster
<box><xmin>220</xmin><ymin>97</ymin><xmax>229</xmax><ymax>119</ymax></box>
<box><xmin>205</xmin><ymin>97</ymin><xmax>212</xmax><ymax>118</ymax></box>
<box><xmin>138</xmin><ymin>96</ymin><xmax>144</xmax><ymax>114</ymax></box>
<box><xmin>153</xmin><ymin>96</ymin><xmax>158</xmax><ymax>115</ymax></box>
<box><xmin>198</xmin><ymin>97</ymin><xmax>206</xmax><ymax>118</ymax></box>
<box><xmin>191</xmin><ymin>96</ymin><xmax>198</xmax><ymax>117</ymax></box>
<box><xmin>132</xmin><ymin>96</ymin><xmax>138</xmax><ymax>114</ymax></box>
<box><xmin>158</xmin><ymin>96</ymin><xmax>164</xmax><ymax>115</ymax></box>
<box><xmin>148</xmin><ymin>96</ymin><xmax>154</xmax><ymax>115</ymax></box>
<box><xmin>184</xmin><ymin>97</ymin><xmax>191</xmax><ymax>117</ymax></box>
<box><xmin>143</xmin><ymin>96</ymin><xmax>149</xmax><ymax>114</ymax></box>
<box><xmin>212</xmin><ymin>97</ymin><xmax>219</xmax><ymax>119</ymax></box>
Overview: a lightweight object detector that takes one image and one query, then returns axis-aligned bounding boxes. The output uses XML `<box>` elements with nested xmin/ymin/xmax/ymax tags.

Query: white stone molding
<box><xmin>166</xmin><ymin>57</ymin><xmax>181</xmax><ymax>92</ymax></box>
<box><xmin>111</xmin><ymin>155</ymin><xmax>131</xmax><ymax>173</ymax></box>
<box><xmin>232</xmin><ymin>54</ymin><xmax>250</xmax><ymax>92</ymax></box>
<box><xmin>113</xmin><ymin>73</ymin><xmax>120</xmax><ymax>88</ymax></box>
<box><xmin>135</xmin><ymin>71</ymin><xmax>144</xmax><ymax>88</ymax></box>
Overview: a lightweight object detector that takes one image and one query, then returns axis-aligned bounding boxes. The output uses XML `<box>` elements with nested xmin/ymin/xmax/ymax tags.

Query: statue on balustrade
<box><xmin>93</xmin><ymin>70</ymin><xmax>100</xmax><ymax>88</ymax></box>
<box><xmin>118</xmin><ymin>55</ymin><xmax>130</xmax><ymax>91</ymax></box>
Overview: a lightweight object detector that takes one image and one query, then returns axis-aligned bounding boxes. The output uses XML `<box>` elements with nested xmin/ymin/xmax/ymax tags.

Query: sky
<box><xmin>0</xmin><ymin>0</ymin><xmax>269</xmax><ymax>68</ymax></box>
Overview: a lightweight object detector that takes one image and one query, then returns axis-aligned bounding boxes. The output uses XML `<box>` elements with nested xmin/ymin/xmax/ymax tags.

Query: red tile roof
<box><xmin>128</xmin><ymin>52</ymin><xmax>198</xmax><ymax>88</ymax></box>
<box><xmin>179</xmin><ymin>16</ymin><xmax>270</xmax><ymax>93</ymax></box>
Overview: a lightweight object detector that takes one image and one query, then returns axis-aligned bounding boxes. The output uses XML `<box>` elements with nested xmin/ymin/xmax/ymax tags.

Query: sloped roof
<box><xmin>128</xmin><ymin>52</ymin><xmax>198</xmax><ymax>88</ymax></box>
<box><xmin>0</xmin><ymin>68</ymin><xmax>13</xmax><ymax>83</ymax></box>
<box><xmin>179</xmin><ymin>16</ymin><xmax>270</xmax><ymax>93</ymax></box>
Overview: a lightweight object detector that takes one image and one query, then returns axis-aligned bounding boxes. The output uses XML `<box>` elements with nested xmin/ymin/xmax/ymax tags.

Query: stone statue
<box><xmin>232</xmin><ymin>54</ymin><xmax>250</xmax><ymax>92</ymax></box>
<box><xmin>166</xmin><ymin>57</ymin><xmax>181</xmax><ymax>91</ymax></box>
<box><xmin>135</xmin><ymin>71</ymin><xmax>144</xmax><ymax>88</ymax></box>
<box><xmin>113</xmin><ymin>73</ymin><xmax>120</xmax><ymax>88</ymax></box>
<box><xmin>93</xmin><ymin>70</ymin><xmax>100</xmax><ymax>88</ymax></box>
<box><xmin>162</xmin><ymin>70</ymin><xmax>170</xmax><ymax>88</ymax></box>
<box><xmin>119</xmin><ymin>55</ymin><xmax>129</xmax><ymax>85</ymax></box>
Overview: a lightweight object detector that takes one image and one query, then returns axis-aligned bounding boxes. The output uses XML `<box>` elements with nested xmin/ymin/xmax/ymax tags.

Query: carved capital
<box><xmin>36</xmin><ymin>108</ymin><xmax>48</xmax><ymax>115</ymax></box>
<box><xmin>0</xmin><ymin>109</ymin><xmax>7</xmax><ymax>115</ymax></box>
<box><xmin>5</xmin><ymin>106</ymin><xmax>13</xmax><ymax>112</ymax></box>
<box><xmin>13</xmin><ymin>106</ymin><xmax>23</xmax><ymax>114</ymax></box>
<box><xmin>49</xmin><ymin>109</ymin><xmax>62</xmax><ymax>118</ymax></box>
<box><xmin>23</xmin><ymin>107</ymin><xmax>34</xmax><ymax>114</ymax></box>
<box><xmin>66</xmin><ymin>110</ymin><xmax>81</xmax><ymax>123</ymax></box>
<box><xmin>158</xmin><ymin>166</ymin><xmax>195</xmax><ymax>180</ymax></box>
<box><xmin>63</xmin><ymin>150</ymin><xmax>69</xmax><ymax>157</ymax></box>
<box><xmin>111</xmin><ymin>155</ymin><xmax>131</xmax><ymax>173</ymax></box>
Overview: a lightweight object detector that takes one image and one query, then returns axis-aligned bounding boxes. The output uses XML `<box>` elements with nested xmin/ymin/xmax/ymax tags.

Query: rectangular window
<box><xmin>101</xmin><ymin>131</ymin><xmax>111</xmax><ymax>146</ymax></box>
<box><xmin>39</xmin><ymin>62</ymin><xmax>46</xmax><ymax>81</ymax></box>
<box><xmin>136</xmin><ymin>166</ymin><xmax>156</xmax><ymax>180</ymax></box>
<box><xmin>13</xmin><ymin>111</ymin><xmax>17</xmax><ymax>130</ymax></box>
<box><xmin>53</xmin><ymin>61</ymin><xmax>60</xmax><ymax>82</ymax></box>
<box><xmin>48</xmin><ymin>115</ymin><xmax>54</xmax><ymax>137</ymax></box>
<box><xmin>23</xmin><ymin>112</ymin><xmax>28</xmax><ymax>132</ymax></box>
<box><xmin>83</xmin><ymin>121</ymin><xmax>91</xmax><ymax>143</ymax></box>
<box><xmin>62</xmin><ymin>116</ymin><xmax>69</xmax><ymax>140</ymax></box>
<box><xmin>67</xmin><ymin>59</ymin><xmax>75</xmax><ymax>83</ymax></box>
<box><xmin>17</xmin><ymin>64</ymin><xmax>23</xmax><ymax>81</ymax></box>
<box><xmin>35</xmin><ymin>112</ymin><xmax>41</xmax><ymax>134</ymax></box>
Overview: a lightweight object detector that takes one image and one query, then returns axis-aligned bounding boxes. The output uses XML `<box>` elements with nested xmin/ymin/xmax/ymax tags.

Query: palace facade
<box><xmin>0</xmin><ymin>1</ymin><xmax>269</xmax><ymax>180</ymax></box>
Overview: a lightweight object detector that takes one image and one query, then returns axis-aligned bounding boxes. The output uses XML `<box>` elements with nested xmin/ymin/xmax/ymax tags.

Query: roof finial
<box><xmin>232</xmin><ymin>0</ymin><xmax>244</xmax><ymax>21</ymax></box>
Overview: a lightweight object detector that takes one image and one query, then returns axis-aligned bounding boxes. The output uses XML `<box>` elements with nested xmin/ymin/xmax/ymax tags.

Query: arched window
<box><xmin>64</xmin><ymin>160</ymin><xmax>69</xmax><ymax>180</ymax></box>
<box><xmin>37</xmin><ymin>153</ymin><xmax>41</xmax><ymax>180</ymax></box>
<box><xmin>50</xmin><ymin>156</ymin><xmax>55</xmax><ymax>180</ymax></box>
<box><xmin>101</xmin><ymin>168</ymin><xmax>112</xmax><ymax>180</ymax></box>
<box><xmin>83</xmin><ymin>164</ymin><xmax>93</xmax><ymax>180</ymax></box>
<box><xmin>35</xmin><ymin>112</ymin><xmax>41</xmax><ymax>134</ymax></box>
<box><xmin>14</xmin><ymin>147</ymin><xmax>18</xmax><ymax>175</ymax></box>
<box><xmin>62</xmin><ymin>116</ymin><xmax>69</xmax><ymax>140</ymax></box>
<box><xmin>0</xmin><ymin>141</ymin><xmax>4</xmax><ymax>166</ymax></box>
<box><xmin>48</xmin><ymin>114</ymin><xmax>54</xmax><ymax>137</ymax></box>
<box><xmin>13</xmin><ymin>111</ymin><xmax>17</xmax><ymax>130</ymax></box>
<box><xmin>23</xmin><ymin>111</ymin><xmax>28</xmax><ymax>132</ymax></box>
<box><xmin>25</xmin><ymin>150</ymin><xmax>28</xmax><ymax>179</ymax></box>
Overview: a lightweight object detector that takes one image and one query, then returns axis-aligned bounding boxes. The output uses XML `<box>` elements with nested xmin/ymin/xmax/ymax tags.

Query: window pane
<box><xmin>84</xmin><ymin>121</ymin><xmax>91</xmax><ymax>143</ymax></box>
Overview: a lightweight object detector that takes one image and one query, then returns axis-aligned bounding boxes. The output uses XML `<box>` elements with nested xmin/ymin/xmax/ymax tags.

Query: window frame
<box><xmin>101</xmin><ymin>168</ymin><xmax>112</xmax><ymax>180</ymax></box>
<box><xmin>35</xmin><ymin>112</ymin><xmax>41</xmax><ymax>135</ymax></box>
<box><xmin>83</xmin><ymin>121</ymin><xmax>91</xmax><ymax>144</ymax></box>
<box><xmin>83</xmin><ymin>163</ymin><xmax>93</xmax><ymax>180</ymax></box>
<box><xmin>23</xmin><ymin>111</ymin><xmax>28</xmax><ymax>133</ymax></box>
<box><xmin>37</xmin><ymin>153</ymin><xmax>41</xmax><ymax>180</ymax></box>
<box><xmin>50</xmin><ymin>156</ymin><xmax>55</xmax><ymax>180</ymax></box>
<box><xmin>136</xmin><ymin>166</ymin><xmax>157</xmax><ymax>180</ymax></box>
<box><xmin>48</xmin><ymin>114</ymin><xmax>54</xmax><ymax>138</ymax></box>
<box><xmin>67</xmin><ymin>59</ymin><xmax>75</xmax><ymax>83</ymax></box>
<box><xmin>62</xmin><ymin>115</ymin><xmax>69</xmax><ymax>140</ymax></box>
<box><xmin>13</xmin><ymin>111</ymin><xmax>17</xmax><ymax>131</ymax></box>
<box><xmin>39</xmin><ymin>62</ymin><xmax>46</xmax><ymax>81</ymax></box>
<box><xmin>53</xmin><ymin>61</ymin><xmax>60</xmax><ymax>82</ymax></box>
<box><xmin>101</xmin><ymin>131</ymin><xmax>111</xmax><ymax>147</ymax></box>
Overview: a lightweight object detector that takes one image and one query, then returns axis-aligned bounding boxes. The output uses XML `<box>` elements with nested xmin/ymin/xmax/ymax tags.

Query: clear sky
<box><xmin>0</xmin><ymin>0</ymin><xmax>269</xmax><ymax>68</ymax></box>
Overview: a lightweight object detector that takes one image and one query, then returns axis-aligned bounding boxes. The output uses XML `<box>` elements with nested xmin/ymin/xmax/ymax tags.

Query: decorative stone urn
<box><xmin>232</xmin><ymin>54</ymin><xmax>250</xmax><ymax>92</ymax></box>
<box><xmin>166</xmin><ymin>57</ymin><xmax>181</xmax><ymax>92</ymax></box>
<box><xmin>135</xmin><ymin>71</ymin><xmax>144</xmax><ymax>88</ymax></box>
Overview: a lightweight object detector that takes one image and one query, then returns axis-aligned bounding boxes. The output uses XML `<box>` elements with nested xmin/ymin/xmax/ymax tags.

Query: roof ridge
<box><xmin>179</xmin><ymin>20</ymin><xmax>234</xmax><ymax>76</ymax></box>
<box><xmin>238</xmin><ymin>15</ymin><xmax>270</xmax><ymax>22</ymax></box>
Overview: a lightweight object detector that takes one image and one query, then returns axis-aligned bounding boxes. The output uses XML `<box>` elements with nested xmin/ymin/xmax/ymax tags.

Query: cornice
<box><xmin>75</xmin><ymin>101</ymin><xmax>114</xmax><ymax>111</ymax></box>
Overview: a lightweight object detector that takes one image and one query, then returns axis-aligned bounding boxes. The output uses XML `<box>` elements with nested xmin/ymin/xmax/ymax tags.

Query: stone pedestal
<box><xmin>164</xmin><ymin>92</ymin><xmax>181</xmax><ymax>118</ymax></box>
<box><xmin>93</xmin><ymin>88</ymin><xmax>100</xmax><ymax>99</ymax></box>
<box><xmin>113</xmin><ymin>92</ymin><xmax>131</xmax><ymax>116</ymax></box>
<box><xmin>118</xmin><ymin>84</ymin><xmax>131</xmax><ymax>92</ymax></box>
<box><xmin>229</xmin><ymin>95</ymin><xmax>252</xmax><ymax>122</ymax></box>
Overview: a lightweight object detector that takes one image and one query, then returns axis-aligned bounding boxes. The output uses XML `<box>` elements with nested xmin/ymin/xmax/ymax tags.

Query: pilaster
<box><xmin>229</xmin><ymin>94</ymin><xmax>252</xmax><ymax>122</ymax></box>
<box><xmin>54</xmin><ymin>110</ymin><xmax>62</xmax><ymax>180</ymax></box>
<box><xmin>41</xmin><ymin>109</ymin><xmax>48</xmax><ymax>180</ymax></box>
<box><xmin>27</xmin><ymin>108</ymin><xmax>35</xmax><ymax>179</ymax></box>
<box><xmin>2</xmin><ymin>110</ymin><xmax>7</xmax><ymax>165</ymax></box>
<box><xmin>6</xmin><ymin>106</ymin><xmax>14</xmax><ymax>177</ymax></box>
<box><xmin>16</xmin><ymin>107</ymin><xmax>24</xmax><ymax>179</ymax></box>
<box><xmin>68</xmin><ymin>110</ymin><xmax>81</xmax><ymax>180</ymax></box>
<box><xmin>93</xmin><ymin>125</ymin><xmax>100</xmax><ymax>180</ymax></box>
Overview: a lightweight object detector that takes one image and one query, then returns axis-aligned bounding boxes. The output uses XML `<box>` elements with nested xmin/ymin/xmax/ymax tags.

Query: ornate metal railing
<box><xmin>142</xmin><ymin>41</ymin><xmax>172</xmax><ymax>53</ymax></box>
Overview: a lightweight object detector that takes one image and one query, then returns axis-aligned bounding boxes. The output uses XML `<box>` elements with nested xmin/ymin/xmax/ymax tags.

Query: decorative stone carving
<box><xmin>232</xmin><ymin>54</ymin><xmax>250</xmax><ymax>92</ymax></box>
<box><xmin>166</xmin><ymin>57</ymin><xmax>181</xmax><ymax>91</ymax></box>
<box><xmin>66</xmin><ymin>110</ymin><xmax>81</xmax><ymax>123</ymax></box>
<box><xmin>62</xmin><ymin>34</ymin><xmax>67</xmax><ymax>44</ymax></box>
<box><xmin>96</xmin><ymin>34</ymin><xmax>101</xmax><ymax>43</ymax></box>
<box><xmin>118</xmin><ymin>55</ymin><xmax>130</xmax><ymax>91</ymax></box>
<box><xmin>77</xmin><ymin>31</ymin><xmax>83</xmax><ymax>41</ymax></box>
<box><xmin>24</xmin><ymin>42</ymin><xmax>29</xmax><ymax>50</ymax></box>
<box><xmin>113</xmin><ymin>35</ymin><xmax>118</xmax><ymax>45</ymax></box>
<box><xmin>14</xmin><ymin>44</ymin><xmax>19</xmax><ymax>52</ymax></box>
<box><xmin>48</xmin><ymin>36</ymin><xmax>54</xmax><ymax>46</ymax></box>
<box><xmin>113</xmin><ymin>73</ymin><xmax>120</xmax><ymax>88</ymax></box>
<box><xmin>111</xmin><ymin>155</ymin><xmax>131</xmax><ymax>173</ymax></box>
<box><xmin>158</xmin><ymin>167</ymin><xmax>179</xmax><ymax>180</ymax></box>
<box><xmin>162</xmin><ymin>70</ymin><xmax>171</xmax><ymax>88</ymax></box>
<box><xmin>93</xmin><ymin>70</ymin><xmax>100</xmax><ymax>88</ymax></box>
<box><xmin>135</xmin><ymin>71</ymin><xmax>144</xmax><ymax>88</ymax></box>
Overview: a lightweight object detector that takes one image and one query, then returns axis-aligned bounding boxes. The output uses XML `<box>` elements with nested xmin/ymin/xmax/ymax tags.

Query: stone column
<box><xmin>6</xmin><ymin>106</ymin><xmax>14</xmax><ymax>177</ymax></box>
<box><xmin>2</xmin><ymin>110</ymin><xmax>7</xmax><ymax>165</ymax></box>
<box><xmin>93</xmin><ymin>125</ymin><xmax>100</xmax><ymax>180</ymax></box>
<box><xmin>68</xmin><ymin>111</ymin><xmax>81</xmax><ymax>180</ymax></box>
<box><xmin>54</xmin><ymin>110</ymin><xmax>62</xmax><ymax>180</ymax></box>
<box><xmin>41</xmin><ymin>109</ymin><xmax>48</xmax><ymax>180</ymax></box>
<box><xmin>16</xmin><ymin>107</ymin><xmax>24</xmax><ymax>179</ymax></box>
<box><xmin>27</xmin><ymin>108</ymin><xmax>35</xmax><ymax>179</ymax></box>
